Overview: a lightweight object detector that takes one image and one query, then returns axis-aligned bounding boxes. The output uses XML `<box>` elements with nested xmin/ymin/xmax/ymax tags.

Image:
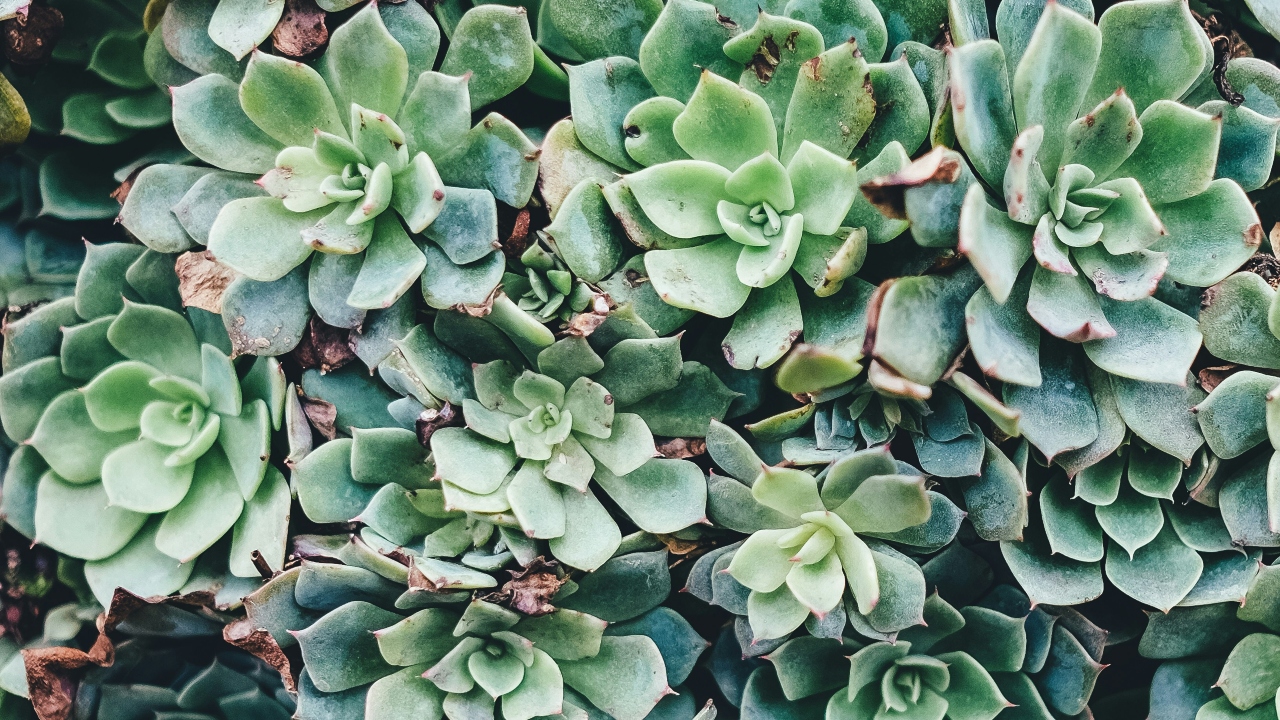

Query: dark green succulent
<box><xmin>1142</xmin><ymin>557</ymin><xmax>1280</xmax><ymax>719</ymax></box>
<box><xmin>0</xmin><ymin>158</ymin><xmax>85</xmax><ymax>308</ymax></box>
<box><xmin>697</xmin><ymin>543</ymin><xmax>1108</xmax><ymax>718</ymax></box>
<box><xmin>10</xmin><ymin>0</ymin><xmax>187</xmax><ymax>221</ymax></box>
<box><xmin>73</xmin><ymin>638</ymin><xmax>294</xmax><ymax>719</ymax></box>
<box><xmin>242</xmin><ymin>550</ymin><xmax>705</xmax><ymax>720</ymax></box>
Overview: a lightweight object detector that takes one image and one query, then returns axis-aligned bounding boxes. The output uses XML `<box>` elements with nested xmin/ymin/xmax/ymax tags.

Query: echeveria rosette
<box><xmin>431</xmin><ymin>335</ymin><xmax>711</xmax><ymax>572</ymax></box>
<box><xmin>10</xmin><ymin>0</ymin><xmax>185</xmax><ymax>221</ymax></box>
<box><xmin>0</xmin><ymin>243</ymin><xmax>289</xmax><ymax>607</ymax></box>
<box><xmin>853</xmin><ymin>0</ymin><xmax>1267</xmax><ymax>487</ymax></box>
<box><xmin>1020</xmin><ymin>440</ymin><xmax>1238</xmax><ymax>612</ymax></box>
<box><xmin>246</xmin><ymin>556</ymin><xmax>698</xmax><ymax>720</ymax></box>
<box><xmin>505</xmin><ymin>240</ymin><xmax>597</xmax><ymax>325</ymax></box>
<box><xmin>549</xmin><ymin>3</ymin><xmax>938</xmax><ymax>371</ymax></box>
<box><xmin>119</xmin><ymin>2</ymin><xmax>542</xmax><ymax>329</ymax></box>
<box><xmin>719</xmin><ymin>544</ymin><xmax>1108</xmax><ymax>718</ymax></box>
<box><xmin>949</xmin><ymin>0</ymin><xmax>1262</xmax><ymax>389</ymax></box>
<box><xmin>710</xmin><ymin>437</ymin><xmax>943</xmax><ymax>641</ymax></box>
<box><xmin>627</xmin><ymin>71</ymin><xmax>873</xmax><ymax>371</ymax></box>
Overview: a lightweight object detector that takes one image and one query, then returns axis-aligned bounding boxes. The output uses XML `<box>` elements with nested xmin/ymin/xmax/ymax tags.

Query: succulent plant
<box><xmin>1005</xmin><ymin>438</ymin><xmax>1250</xmax><ymax>613</ymax></box>
<box><xmin>8</xmin><ymin>0</ymin><xmax>189</xmax><ymax>221</ymax></box>
<box><xmin>693</xmin><ymin>421</ymin><xmax>981</xmax><ymax>642</ymax></box>
<box><xmin>0</xmin><ymin>158</ymin><xmax>86</xmax><ymax>308</ymax></box>
<box><xmin>242</xmin><ymin>548</ymin><xmax>704</xmax><ymax>720</ymax></box>
<box><xmin>532</xmin><ymin>0</ymin><xmax>944</xmax><ymax>371</ymax></box>
<box><xmin>1192</xmin><ymin>269</ymin><xmax>1280</xmax><ymax>525</ymax></box>
<box><xmin>0</xmin><ymin>243</ymin><xmax>289</xmax><ymax>606</ymax></box>
<box><xmin>117</xmin><ymin>0</ymin><xmax>543</xmax><ymax>352</ymax></box>
<box><xmin>506</xmin><ymin>240</ymin><xmax>596</xmax><ymax>325</ymax></box>
<box><xmin>72</xmin><ymin>638</ymin><xmax>294</xmax><ymax>719</ymax></box>
<box><xmin>708</xmin><ymin>543</ymin><xmax>1108</xmax><ymax>718</ymax></box>
<box><xmin>848</xmin><ymin>0</ymin><xmax>1266</xmax><ymax>428</ymax></box>
<box><xmin>1141</xmin><ymin>556</ymin><xmax>1280</xmax><ymax>718</ymax></box>
<box><xmin>294</xmin><ymin>324</ymin><xmax>734</xmax><ymax>572</ymax></box>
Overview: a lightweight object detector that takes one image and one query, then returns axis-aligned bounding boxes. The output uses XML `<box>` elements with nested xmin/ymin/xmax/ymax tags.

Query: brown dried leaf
<box><xmin>290</xmin><ymin>316</ymin><xmax>356</xmax><ymax>374</ymax></box>
<box><xmin>566</xmin><ymin>310</ymin><xmax>608</xmax><ymax>337</ymax></box>
<box><xmin>24</xmin><ymin>635</ymin><xmax>112</xmax><ymax>720</ymax></box>
<box><xmin>654</xmin><ymin>437</ymin><xmax>706</xmax><ymax>459</ymax></box>
<box><xmin>1198</xmin><ymin>364</ymin><xmax>1240</xmax><ymax>393</ymax></box>
<box><xmin>271</xmin><ymin>0</ymin><xmax>327</xmax><ymax>59</ymax></box>
<box><xmin>859</xmin><ymin>146</ymin><xmax>962</xmax><ymax>220</ymax></box>
<box><xmin>223</xmin><ymin>620</ymin><xmax>297</xmax><ymax>692</ymax></box>
<box><xmin>2</xmin><ymin>5</ymin><xmax>61</xmax><ymax>66</ymax></box>
<box><xmin>298</xmin><ymin>391</ymin><xmax>338</xmax><ymax>441</ymax></box>
<box><xmin>481</xmin><ymin>558</ymin><xmax>565</xmax><ymax>617</ymax></box>
<box><xmin>501</xmin><ymin>207</ymin><xmax>532</xmax><ymax>261</ymax></box>
<box><xmin>175</xmin><ymin>250</ymin><xmax>237</xmax><ymax>313</ymax></box>
<box><xmin>415</xmin><ymin>401</ymin><xmax>459</xmax><ymax>447</ymax></box>
<box><xmin>26</xmin><ymin>589</ymin><xmax>224</xmax><ymax>720</ymax></box>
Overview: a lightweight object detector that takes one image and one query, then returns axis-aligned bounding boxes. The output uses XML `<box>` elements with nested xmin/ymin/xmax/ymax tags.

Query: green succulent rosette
<box><xmin>1000</xmin><ymin>264</ymin><xmax>1280</xmax><ymax>612</ymax></box>
<box><xmin>716</xmin><ymin>544</ymin><xmax>1108</xmax><ymax>719</ymax></box>
<box><xmin>696</xmin><ymin>422</ymin><xmax>985</xmax><ymax>642</ymax></box>
<box><xmin>117</xmin><ymin>1</ymin><xmax>542</xmax><ymax>352</ymax></box>
<box><xmin>291</xmin><ymin>316</ymin><xmax>736</xmax><ymax>573</ymax></box>
<box><xmin>244</xmin><ymin>552</ymin><xmax>704</xmax><ymax>720</ymax></box>
<box><xmin>427</xmin><ymin>334</ymin><xmax>722</xmax><ymax>572</ymax></box>
<box><xmin>505</xmin><ymin>240</ymin><xmax>597</xmax><ymax>326</ymax></box>
<box><xmin>535</xmin><ymin>0</ymin><xmax>944</xmax><ymax>373</ymax></box>
<box><xmin>0</xmin><ymin>243</ymin><xmax>289</xmax><ymax>606</ymax></box>
<box><xmin>1012</xmin><ymin>439</ymin><xmax>1248</xmax><ymax>612</ymax></box>
<box><xmin>838</xmin><ymin>0</ymin><xmax>1273</xmax><ymax>471</ymax></box>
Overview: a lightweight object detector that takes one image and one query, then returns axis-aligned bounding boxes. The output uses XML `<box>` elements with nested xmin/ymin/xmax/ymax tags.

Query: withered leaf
<box><xmin>175</xmin><ymin>250</ymin><xmax>237</xmax><ymax>313</ymax></box>
<box><xmin>271</xmin><ymin>0</ymin><xmax>327</xmax><ymax>59</ymax></box>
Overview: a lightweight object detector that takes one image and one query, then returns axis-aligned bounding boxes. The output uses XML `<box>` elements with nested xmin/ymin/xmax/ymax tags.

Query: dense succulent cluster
<box><xmin>2</xmin><ymin>0</ymin><xmax>1280</xmax><ymax>717</ymax></box>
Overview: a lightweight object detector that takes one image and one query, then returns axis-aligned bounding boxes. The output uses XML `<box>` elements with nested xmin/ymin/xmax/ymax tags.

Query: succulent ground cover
<box><xmin>0</xmin><ymin>0</ymin><xmax>1280</xmax><ymax>718</ymax></box>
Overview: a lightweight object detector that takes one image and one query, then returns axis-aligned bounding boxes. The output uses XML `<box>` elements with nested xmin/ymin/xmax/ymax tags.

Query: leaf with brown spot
<box><xmin>859</xmin><ymin>146</ymin><xmax>963</xmax><ymax>219</ymax></box>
